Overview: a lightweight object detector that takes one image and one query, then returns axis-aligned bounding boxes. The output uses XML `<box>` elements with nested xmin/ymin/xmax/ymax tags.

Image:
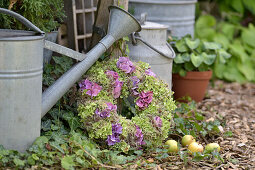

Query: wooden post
<box><xmin>90</xmin><ymin>0</ymin><xmax>129</xmax><ymax>54</ymax></box>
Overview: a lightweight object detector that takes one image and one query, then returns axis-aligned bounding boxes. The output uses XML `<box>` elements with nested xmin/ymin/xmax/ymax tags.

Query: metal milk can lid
<box><xmin>141</xmin><ymin>21</ymin><xmax>168</xmax><ymax>30</ymax></box>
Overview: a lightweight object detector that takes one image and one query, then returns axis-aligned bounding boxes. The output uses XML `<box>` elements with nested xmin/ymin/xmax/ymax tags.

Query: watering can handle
<box><xmin>131</xmin><ymin>32</ymin><xmax>176</xmax><ymax>59</ymax></box>
<box><xmin>0</xmin><ymin>8</ymin><xmax>44</xmax><ymax>34</ymax></box>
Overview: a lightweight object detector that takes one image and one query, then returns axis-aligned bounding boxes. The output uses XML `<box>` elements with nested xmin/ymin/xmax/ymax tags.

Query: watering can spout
<box><xmin>41</xmin><ymin>6</ymin><xmax>141</xmax><ymax>117</ymax></box>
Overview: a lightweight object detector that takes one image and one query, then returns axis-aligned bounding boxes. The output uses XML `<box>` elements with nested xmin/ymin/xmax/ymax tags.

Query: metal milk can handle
<box><xmin>0</xmin><ymin>8</ymin><xmax>44</xmax><ymax>34</ymax></box>
<box><xmin>131</xmin><ymin>32</ymin><xmax>176</xmax><ymax>59</ymax></box>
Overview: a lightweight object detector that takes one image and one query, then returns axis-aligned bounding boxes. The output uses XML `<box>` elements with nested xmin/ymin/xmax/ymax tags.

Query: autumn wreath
<box><xmin>77</xmin><ymin>57</ymin><xmax>176</xmax><ymax>152</ymax></box>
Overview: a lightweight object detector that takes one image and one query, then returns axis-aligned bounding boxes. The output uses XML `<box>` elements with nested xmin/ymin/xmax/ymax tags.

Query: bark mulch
<box><xmin>195</xmin><ymin>80</ymin><xmax>255</xmax><ymax>169</ymax></box>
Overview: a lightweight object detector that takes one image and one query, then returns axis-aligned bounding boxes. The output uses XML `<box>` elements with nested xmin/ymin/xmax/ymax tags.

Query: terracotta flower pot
<box><xmin>172</xmin><ymin>70</ymin><xmax>212</xmax><ymax>102</ymax></box>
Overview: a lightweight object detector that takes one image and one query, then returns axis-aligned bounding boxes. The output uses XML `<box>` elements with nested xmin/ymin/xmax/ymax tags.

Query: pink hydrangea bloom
<box><xmin>136</xmin><ymin>91</ymin><xmax>153</xmax><ymax>110</ymax></box>
<box><xmin>145</xmin><ymin>68</ymin><xmax>156</xmax><ymax>77</ymax></box>
<box><xmin>105</xmin><ymin>70</ymin><xmax>119</xmax><ymax>80</ymax></box>
<box><xmin>117</xmin><ymin>57</ymin><xmax>135</xmax><ymax>73</ymax></box>
<box><xmin>131</xmin><ymin>76</ymin><xmax>140</xmax><ymax>96</ymax></box>
<box><xmin>95</xmin><ymin>102</ymin><xmax>117</xmax><ymax>118</ymax></box>
<box><xmin>106</xmin><ymin>123</ymin><xmax>123</xmax><ymax>146</ymax></box>
<box><xmin>154</xmin><ymin>116</ymin><xmax>162</xmax><ymax>128</ymax></box>
<box><xmin>135</xmin><ymin>125</ymin><xmax>146</xmax><ymax>145</ymax></box>
<box><xmin>113</xmin><ymin>80</ymin><xmax>123</xmax><ymax>98</ymax></box>
<box><xmin>79</xmin><ymin>79</ymin><xmax>102</xmax><ymax>97</ymax></box>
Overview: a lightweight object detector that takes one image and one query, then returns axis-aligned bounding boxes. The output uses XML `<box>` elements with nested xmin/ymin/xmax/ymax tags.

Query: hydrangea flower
<box><xmin>106</xmin><ymin>134</ymin><xmax>121</xmax><ymax>146</ymax></box>
<box><xmin>153</xmin><ymin>116</ymin><xmax>162</xmax><ymax>128</ymax></box>
<box><xmin>135</xmin><ymin>125</ymin><xmax>145</xmax><ymax>145</ymax></box>
<box><xmin>136</xmin><ymin>91</ymin><xmax>153</xmax><ymax>110</ymax></box>
<box><xmin>79</xmin><ymin>79</ymin><xmax>102</xmax><ymax>97</ymax></box>
<box><xmin>112</xmin><ymin>123</ymin><xmax>122</xmax><ymax>135</ymax></box>
<box><xmin>105</xmin><ymin>70</ymin><xmax>119</xmax><ymax>80</ymax></box>
<box><xmin>145</xmin><ymin>68</ymin><xmax>156</xmax><ymax>77</ymax></box>
<box><xmin>106</xmin><ymin>123</ymin><xmax>123</xmax><ymax>146</ymax></box>
<box><xmin>95</xmin><ymin>102</ymin><xmax>117</xmax><ymax>118</ymax></box>
<box><xmin>113</xmin><ymin>80</ymin><xmax>123</xmax><ymax>98</ymax></box>
<box><xmin>117</xmin><ymin>57</ymin><xmax>135</xmax><ymax>74</ymax></box>
<box><xmin>131</xmin><ymin>76</ymin><xmax>140</xmax><ymax>96</ymax></box>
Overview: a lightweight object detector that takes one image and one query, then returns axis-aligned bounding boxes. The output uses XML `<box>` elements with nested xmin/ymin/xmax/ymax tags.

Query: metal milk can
<box><xmin>128</xmin><ymin>15</ymin><xmax>175</xmax><ymax>88</ymax></box>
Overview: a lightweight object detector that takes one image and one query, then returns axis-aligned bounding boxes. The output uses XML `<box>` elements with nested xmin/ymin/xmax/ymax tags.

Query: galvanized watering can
<box><xmin>128</xmin><ymin>14</ymin><xmax>175</xmax><ymax>88</ymax></box>
<box><xmin>0</xmin><ymin>6</ymin><xmax>141</xmax><ymax>152</ymax></box>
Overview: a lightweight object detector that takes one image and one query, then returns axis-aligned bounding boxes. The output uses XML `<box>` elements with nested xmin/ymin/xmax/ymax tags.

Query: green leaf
<box><xmin>218</xmin><ymin>49</ymin><xmax>231</xmax><ymax>59</ymax></box>
<box><xmin>63</xmin><ymin>112</ymin><xmax>81</xmax><ymax>131</ymax></box>
<box><xmin>33</xmin><ymin>136</ymin><xmax>48</xmax><ymax>148</ymax></box>
<box><xmin>241</xmin><ymin>25</ymin><xmax>255</xmax><ymax>48</ymax></box>
<box><xmin>242</xmin><ymin>0</ymin><xmax>255</xmax><ymax>15</ymax></box>
<box><xmin>61</xmin><ymin>156</ymin><xmax>75</xmax><ymax>170</ymax></box>
<box><xmin>182</xmin><ymin>53</ymin><xmax>191</xmax><ymax>62</ymax></box>
<box><xmin>202</xmin><ymin>53</ymin><xmax>216</xmax><ymax>65</ymax></box>
<box><xmin>237</xmin><ymin>59</ymin><xmax>255</xmax><ymax>81</ymax></box>
<box><xmin>179</xmin><ymin>69</ymin><xmax>187</xmax><ymax>77</ymax></box>
<box><xmin>41</xmin><ymin>119</ymin><xmax>52</xmax><ymax>131</ymax></box>
<box><xmin>175</xmin><ymin>39</ymin><xmax>188</xmax><ymax>52</ymax></box>
<box><xmin>219</xmin><ymin>22</ymin><xmax>236</xmax><ymax>40</ymax></box>
<box><xmin>196</xmin><ymin>15</ymin><xmax>216</xmax><ymax>29</ymax></box>
<box><xmin>229</xmin><ymin>40</ymin><xmax>249</xmax><ymax>63</ymax></box>
<box><xmin>184</xmin><ymin>62</ymin><xmax>195</xmax><ymax>71</ymax></box>
<box><xmin>231</xmin><ymin>0</ymin><xmax>244</xmax><ymax>14</ymax></box>
<box><xmin>203</xmin><ymin>42</ymin><xmax>221</xmax><ymax>50</ymax></box>
<box><xmin>196</xmin><ymin>28</ymin><xmax>216</xmax><ymax>41</ymax></box>
<box><xmin>174</xmin><ymin>54</ymin><xmax>185</xmax><ymax>64</ymax></box>
<box><xmin>213</xmin><ymin>33</ymin><xmax>230</xmax><ymax>49</ymax></box>
<box><xmin>13</xmin><ymin>158</ymin><xmax>25</xmax><ymax>167</ymax></box>
<box><xmin>191</xmin><ymin>53</ymin><xmax>203</xmax><ymax>67</ymax></box>
<box><xmin>185</xmin><ymin>38</ymin><xmax>200</xmax><ymax>50</ymax></box>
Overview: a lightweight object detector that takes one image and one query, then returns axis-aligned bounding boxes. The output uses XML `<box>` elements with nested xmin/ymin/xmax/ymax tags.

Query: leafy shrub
<box><xmin>171</xmin><ymin>35</ymin><xmax>231</xmax><ymax>77</ymax></box>
<box><xmin>0</xmin><ymin>0</ymin><xmax>65</xmax><ymax>32</ymax></box>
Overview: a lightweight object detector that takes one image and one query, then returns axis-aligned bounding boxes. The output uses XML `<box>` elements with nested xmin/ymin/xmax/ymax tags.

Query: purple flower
<box><xmin>112</xmin><ymin>123</ymin><xmax>122</xmax><ymax>135</ymax></box>
<box><xmin>145</xmin><ymin>68</ymin><xmax>156</xmax><ymax>77</ymax></box>
<box><xmin>117</xmin><ymin>57</ymin><xmax>135</xmax><ymax>74</ymax></box>
<box><xmin>113</xmin><ymin>80</ymin><xmax>123</xmax><ymax>98</ymax></box>
<box><xmin>135</xmin><ymin>125</ymin><xmax>146</xmax><ymax>145</ymax></box>
<box><xmin>136</xmin><ymin>91</ymin><xmax>153</xmax><ymax>110</ymax></box>
<box><xmin>105</xmin><ymin>70</ymin><xmax>119</xmax><ymax>80</ymax></box>
<box><xmin>106</xmin><ymin>134</ymin><xmax>121</xmax><ymax>146</ymax></box>
<box><xmin>79</xmin><ymin>79</ymin><xmax>102</xmax><ymax>97</ymax></box>
<box><xmin>106</xmin><ymin>123</ymin><xmax>123</xmax><ymax>146</ymax></box>
<box><xmin>131</xmin><ymin>76</ymin><xmax>140</xmax><ymax>96</ymax></box>
<box><xmin>95</xmin><ymin>102</ymin><xmax>117</xmax><ymax>118</ymax></box>
<box><xmin>153</xmin><ymin>116</ymin><xmax>162</xmax><ymax>128</ymax></box>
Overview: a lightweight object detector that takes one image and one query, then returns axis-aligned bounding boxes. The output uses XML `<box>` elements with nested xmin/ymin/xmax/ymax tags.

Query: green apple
<box><xmin>165</xmin><ymin>140</ymin><xmax>178</xmax><ymax>153</ymax></box>
<box><xmin>188</xmin><ymin>142</ymin><xmax>204</xmax><ymax>153</ymax></box>
<box><xmin>182</xmin><ymin>135</ymin><xmax>195</xmax><ymax>147</ymax></box>
<box><xmin>205</xmin><ymin>143</ymin><xmax>220</xmax><ymax>152</ymax></box>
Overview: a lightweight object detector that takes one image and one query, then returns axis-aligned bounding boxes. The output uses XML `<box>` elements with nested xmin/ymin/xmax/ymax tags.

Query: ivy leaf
<box><xmin>202</xmin><ymin>53</ymin><xmax>216</xmax><ymax>65</ymax></box>
<box><xmin>184</xmin><ymin>62</ymin><xmax>195</xmax><ymax>71</ymax></box>
<box><xmin>33</xmin><ymin>136</ymin><xmax>48</xmax><ymax>148</ymax></box>
<box><xmin>175</xmin><ymin>39</ymin><xmax>188</xmax><ymax>52</ymax></box>
<box><xmin>191</xmin><ymin>53</ymin><xmax>203</xmax><ymax>67</ymax></box>
<box><xmin>203</xmin><ymin>42</ymin><xmax>221</xmax><ymax>50</ymax></box>
<box><xmin>185</xmin><ymin>38</ymin><xmax>200</xmax><ymax>50</ymax></box>
<box><xmin>174</xmin><ymin>54</ymin><xmax>185</xmax><ymax>64</ymax></box>
<box><xmin>61</xmin><ymin>155</ymin><xmax>75</xmax><ymax>170</ymax></box>
<box><xmin>63</xmin><ymin>112</ymin><xmax>81</xmax><ymax>131</ymax></box>
<box><xmin>41</xmin><ymin>119</ymin><xmax>52</xmax><ymax>131</ymax></box>
<box><xmin>13</xmin><ymin>158</ymin><xmax>25</xmax><ymax>167</ymax></box>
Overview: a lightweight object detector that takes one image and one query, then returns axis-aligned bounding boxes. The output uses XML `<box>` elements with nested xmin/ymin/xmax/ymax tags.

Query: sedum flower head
<box><xmin>135</xmin><ymin>125</ymin><xmax>145</xmax><ymax>145</ymax></box>
<box><xmin>95</xmin><ymin>102</ymin><xmax>117</xmax><ymax>118</ymax></box>
<box><xmin>106</xmin><ymin>123</ymin><xmax>123</xmax><ymax>146</ymax></box>
<box><xmin>105</xmin><ymin>70</ymin><xmax>119</xmax><ymax>80</ymax></box>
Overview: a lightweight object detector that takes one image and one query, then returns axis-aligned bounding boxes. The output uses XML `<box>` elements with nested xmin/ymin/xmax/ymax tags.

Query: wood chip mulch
<box><xmin>195</xmin><ymin>80</ymin><xmax>255</xmax><ymax>170</ymax></box>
